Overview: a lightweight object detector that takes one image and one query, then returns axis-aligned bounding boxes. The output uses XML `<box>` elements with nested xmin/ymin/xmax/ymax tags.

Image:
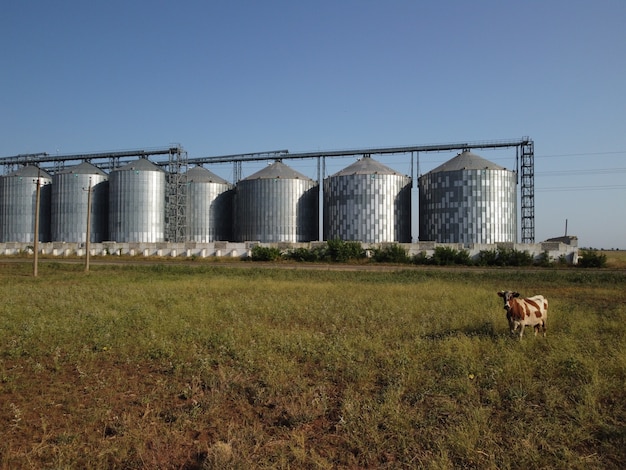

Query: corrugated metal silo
<box><xmin>186</xmin><ymin>166</ymin><xmax>233</xmax><ymax>242</ymax></box>
<box><xmin>108</xmin><ymin>158</ymin><xmax>166</xmax><ymax>243</ymax></box>
<box><xmin>234</xmin><ymin>161</ymin><xmax>318</xmax><ymax>242</ymax></box>
<box><xmin>418</xmin><ymin>151</ymin><xmax>517</xmax><ymax>243</ymax></box>
<box><xmin>51</xmin><ymin>162</ymin><xmax>109</xmax><ymax>242</ymax></box>
<box><xmin>324</xmin><ymin>156</ymin><xmax>411</xmax><ymax>243</ymax></box>
<box><xmin>0</xmin><ymin>165</ymin><xmax>52</xmax><ymax>243</ymax></box>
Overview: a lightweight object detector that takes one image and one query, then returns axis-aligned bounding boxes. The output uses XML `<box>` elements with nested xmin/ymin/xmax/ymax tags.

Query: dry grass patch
<box><xmin>603</xmin><ymin>250</ymin><xmax>626</xmax><ymax>269</ymax></box>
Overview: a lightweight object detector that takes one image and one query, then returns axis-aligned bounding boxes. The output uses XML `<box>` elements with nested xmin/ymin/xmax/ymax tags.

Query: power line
<box><xmin>537</xmin><ymin>168</ymin><xmax>626</xmax><ymax>176</ymax></box>
<box><xmin>537</xmin><ymin>150</ymin><xmax>625</xmax><ymax>158</ymax></box>
<box><xmin>537</xmin><ymin>185</ymin><xmax>626</xmax><ymax>192</ymax></box>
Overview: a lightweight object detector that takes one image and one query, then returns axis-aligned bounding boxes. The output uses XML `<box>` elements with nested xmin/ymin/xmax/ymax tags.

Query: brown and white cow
<box><xmin>497</xmin><ymin>291</ymin><xmax>548</xmax><ymax>339</ymax></box>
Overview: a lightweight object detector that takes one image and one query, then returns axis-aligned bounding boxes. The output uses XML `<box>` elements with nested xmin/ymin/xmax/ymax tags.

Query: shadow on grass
<box><xmin>422</xmin><ymin>321</ymin><xmax>502</xmax><ymax>340</ymax></box>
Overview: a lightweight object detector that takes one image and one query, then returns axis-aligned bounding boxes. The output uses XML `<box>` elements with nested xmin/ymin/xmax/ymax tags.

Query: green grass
<box><xmin>0</xmin><ymin>262</ymin><xmax>625</xmax><ymax>468</ymax></box>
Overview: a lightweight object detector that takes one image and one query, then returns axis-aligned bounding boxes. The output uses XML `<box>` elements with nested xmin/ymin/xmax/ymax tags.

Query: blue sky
<box><xmin>2</xmin><ymin>0</ymin><xmax>625</xmax><ymax>248</ymax></box>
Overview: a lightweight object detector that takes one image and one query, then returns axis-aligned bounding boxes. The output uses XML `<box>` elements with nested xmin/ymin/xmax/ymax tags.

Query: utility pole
<box><xmin>33</xmin><ymin>172</ymin><xmax>41</xmax><ymax>277</ymax></box>
<box><xmin>84</xmin><ymin>177</ymin><xmax>92</xmax><ymax>272</ymax></box>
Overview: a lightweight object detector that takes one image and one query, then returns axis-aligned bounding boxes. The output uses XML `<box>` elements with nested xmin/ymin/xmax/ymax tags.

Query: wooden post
<box><xmin>33</xmin><ymin>173</ymin><xmax>41</xmax><ymax>277</ymax></box>
<box><xmin>85</xmin><ymin>177</ymin><xmax>92</xmax><ymax>273</ymax></box>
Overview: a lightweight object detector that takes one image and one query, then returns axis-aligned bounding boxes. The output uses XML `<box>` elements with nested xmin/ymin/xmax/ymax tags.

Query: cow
<box><xmin>497</xmin><ymin>291</ymin><xmax>548</xmax><ymax>339</ymax></box>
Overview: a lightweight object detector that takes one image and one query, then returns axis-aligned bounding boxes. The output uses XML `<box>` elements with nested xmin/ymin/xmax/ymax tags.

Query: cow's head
<box><xmin>498</xmin><ymin>291</ymin><xmax>520</xmax><ymax>312</ymax></box>
<box><xmin>498</xmin><ymin>291</ymin><xmax>521</xmax><ymax>334</ymax></box>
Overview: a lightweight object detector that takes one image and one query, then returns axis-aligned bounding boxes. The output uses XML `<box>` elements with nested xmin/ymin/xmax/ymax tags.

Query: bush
<box><xmin>371</xmin><ymin>244</ymin><xmax>410</xmax><ymax>263</ymax></box>
<box><xmin>430</xmin><ymin>246</ymin><xmax>472</xmax><ymax>266</ymax></box>
<box><xmin>453</xmin><ymin>249</ymin><xmax>472</xmax><ymax>266</ymax></box>
<box><xmin>325</xmin><ymin>239</ymin><xmax>365</xmax><ymax>262</ymax></box>
<box><xmin>412</xmin><ymin>251</ymin><xmax>430</xmax><ymax>265</ymax></box>
<box><xmin>534</xmin><ymin>252</ymin><xmax>554</xmax><ymax>268</ymax></box>
<box><xmin>250</xmin><ymin>245</ymin><xmax>282</xmax><ymax>261</ymax></box>
<box><xmin>476</xmin><ymin>248</ymin><xmax>534</xmax><ymax>267</ymax></box>
<box><xmin>578</xmin><ymin>250</ymin><xmax>607</xmax><ymax>268</ymax></box>
<box><xmin>285</xmin><ymin>247</ymin><xmax>320</xmax><ymax>262</ymax></box>
<box><xmin>476</xmin><ymin>249</ymin><xmax>499</xmax><ymax>266</ymax></box>
<box><xmin>497</xmin><ymin>248</ymin><xmax>534</xmax><ymax>266</ymax></box>
<box><xmin>430</xmin><ymin>246</ymin><xmax>457</xmax><ymax>265</ymax></box>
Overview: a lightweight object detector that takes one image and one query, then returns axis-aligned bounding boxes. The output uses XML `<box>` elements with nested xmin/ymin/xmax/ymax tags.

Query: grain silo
<box><xmin>234</xmin><ymin>161</ymin><xmax>318</xmax><ymax>242</ymax></box>
<box><xmin>0</xmin><ymin>165</ymin><xmax>52</xmax><ymax>243</ymax></box>
<box><xmin>108</xmin><ymin>158</ymin><xmax>166</xmax><ymax>243</ymax></box>
<box><xmin>186</xmin><ymin>166</ymin><xmax>233</xmax><ymax>242</ymax></box>
<box><xmin>51</xmin><ymin>162</ymin><xmax>109</xmax><ymax>242</ymax></box>
<box><xmin>418</xmin><ymin>151</ymin><xmax>517</xmax><ymax>244</ymax></box>
<box><xmin>324</xmin><ymin>156</ymin><xmax>411</xmax><ymax>243</ymax></box>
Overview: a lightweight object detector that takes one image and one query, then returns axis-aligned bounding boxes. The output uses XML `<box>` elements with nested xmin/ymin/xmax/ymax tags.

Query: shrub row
<box><xmin>251</xmin><ymin>240</ymin><xmax>366</xmax><ymax>263</ymax></box>
<box><xmin>577</xmin><ymin>249</ymin><xmax>607</xmax><ymax>268</ymax></box>
<box><xmin>251</xmin><ymin>241</ymin><xmax>596</xmax><ymax>267</ymax></box>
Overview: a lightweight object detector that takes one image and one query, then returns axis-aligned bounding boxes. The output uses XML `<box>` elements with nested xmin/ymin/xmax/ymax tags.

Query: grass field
<box><xmin>1</xmin><ymin>261</ymin><xmax>625</xmax><ymax>469</ymax></box>
<box><xmin>602</xmin><ymin>250</ymin><xmax>626</xmax><ymax>269</ymax></box>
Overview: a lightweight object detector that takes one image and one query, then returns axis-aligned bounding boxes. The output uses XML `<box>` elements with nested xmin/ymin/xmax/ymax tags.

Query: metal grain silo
<box><xmin>234</xmin><ymin>161</ymin><xmax>318</xmax><ymax>242</ymax></box>
<box><xmin>51</xmin><ymin>162</ymin><xmax>109</xmax><ymax>242</ymax></box>
<box><xmin>324</xmin><ymin>156</ymin><xmax>411</xmax><ymax>243</ymax></box>
<box><xmin>108</xmin><ymin>158</ymin><xmax>165</xmax><ymax>243</ymax></box>
<box><xmin>418</xmin><ymin>151</ymin><xmax>517</xmax><ymax>244</ymax></box>
<box><xmin>186</xmin><ymin>166</ymin><xmax>233</xmax><ymax>242</ymax></box>
<box><xmin>0</xmin><ymin>165</ymin><xmax>52</xmax><ymax>243</ymax></box>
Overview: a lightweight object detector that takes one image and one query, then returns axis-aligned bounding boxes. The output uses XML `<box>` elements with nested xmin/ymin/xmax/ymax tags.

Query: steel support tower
<box><xmin>520</xmin><ymin>140</ymin><xmax>535</xmax><ymax>243</ymax></box>
<box><xmin>164</xmin><ymin>146</ymin><xmax>188</xmax><ymax>243</ymax></box>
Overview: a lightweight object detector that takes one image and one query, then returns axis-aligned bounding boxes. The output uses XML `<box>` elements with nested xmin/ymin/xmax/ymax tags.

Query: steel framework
<box><xmin>163</xmin><ymin>147</ymin><xmax>188</xmax><ymax>243</ymax></box>
<box><xmin>1</xmin><ymin>138</ymin><xmax>535</xmax><ymax>243</ymax></box>
<box><xmin>519</xmin><ymin>140</ymin><xmax>535</xmax><ymax>243</ymax></box>
<box><xmin>194</xmin><ymin>138</ymin><xmax>535</xmax><ymax>242</ymax></box>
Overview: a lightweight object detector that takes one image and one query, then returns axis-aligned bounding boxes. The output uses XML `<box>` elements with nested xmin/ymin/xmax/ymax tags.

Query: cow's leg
<box><xmin>518</xmin><ymin>324</ymin><xmax>525</xmax><ymax>339</ymax></box>
<box><xmin>541</xmin><ymin>320</ymin><xmax>547</xmax><ymax>337</ymax></box>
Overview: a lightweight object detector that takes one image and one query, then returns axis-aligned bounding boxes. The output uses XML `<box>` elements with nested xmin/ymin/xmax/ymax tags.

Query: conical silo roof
<box><xmin>429</xmin><ymin>151</ymin><xmax>505</xmax><ymax>173</ymax></box>
<box><xmin>187</xmin><ymin>166</ymin><xmax>228</xmax><ymax>184</ymax></box>
<box><xmin>331</xmin><ymin>156</ymin><xmax>404</xmax><ymax>177</ymax></box>
<box><xmin>114</xmin><ymin>157</ymin><xmax>164</xmax><ymax>172</ymax></box>
<box><xmin>7</xmin><ymin>165</ymin><xmax>52</xmax><ymax>179</ymax></box>
<box><xmin>57</xmin><ymin>161</ymin><xmax>107</xmax><ymax>176</ymax></box>
<box><xmin>243</xmin><ymin>161</ymin><xmax>313</xmax><ymax>181</ymax></box>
